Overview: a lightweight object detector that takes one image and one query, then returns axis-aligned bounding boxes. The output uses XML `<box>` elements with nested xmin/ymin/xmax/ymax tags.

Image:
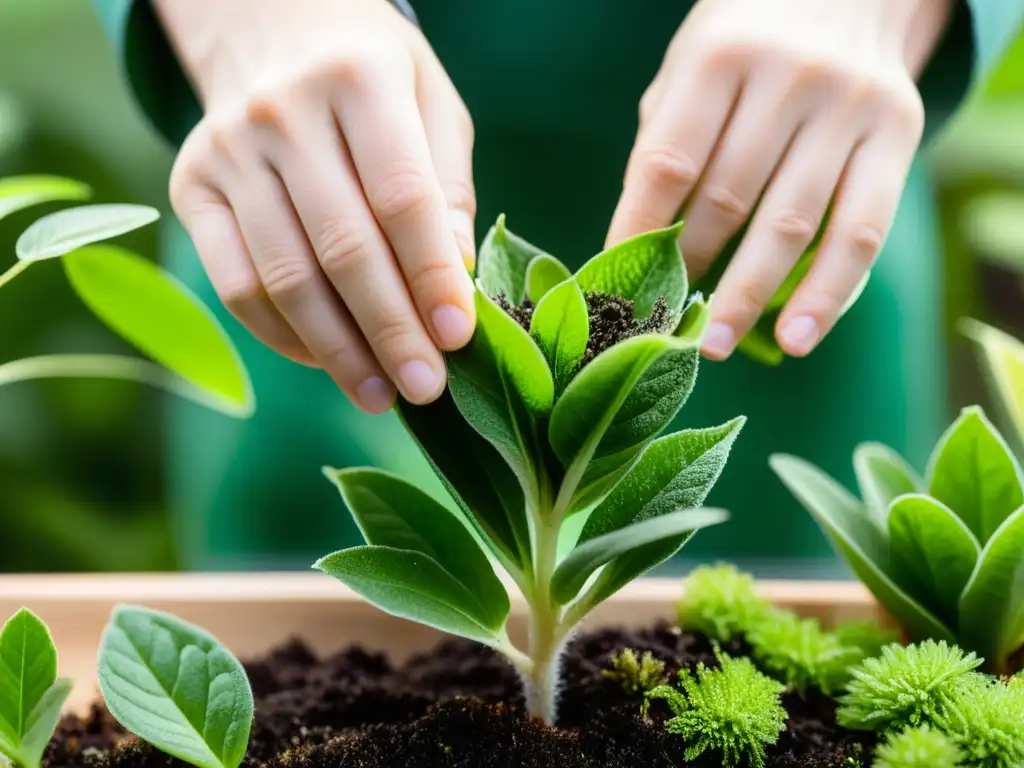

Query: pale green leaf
<box><xmin>853</xmin><ymin>443</ymin><xmax>923</xmax><ymax>528</ymax></box>
<box><xmin>17</xmin><ymin>680</ymin><xmax>71</xmax><ymax>768</ymax></box>
<box><xmin>888</xmin><ymin>494</ymin><xmax>980</xmax><ymax>626</ymax></box>
<box><xmin>770</xmin><ymin>454</ymin><xmax>954</xmax><ymax>643</ymax></box>
<box><xmin>322</xmin><ymin>467</ymin><xmax>509</xmax><ymax>627</ymax></box>
<box><xmin>958</xmin><ymin>506</ymin><xmax>1024</xmax><ymax>670</ymax></box>
<box><xmin>552</xmin><ymin>509</ymin><xmax>729</xmax><ymax>605</ymax></box>
<box><xmin>16</xmin><ymin>204</ymin><xmax>159</xmax><ymax>262</ymax></box>
<box><xmin>477</xmin><ymin>215</ymin><xmax>547</xmax><ymax>304</ymax></box>
<box><xmin>675</xmin><ymin>292</ymin><xmax>710</xmax><ymax>343</ymax></box>
<box><xmin>575</xmin><ymin>223</ymin><xmax>687</xmax><ymax>317</ymax></box>
<box><xmin>314</xmin><ymin>546</ymin><xmax>508</xmax><ymax>647</ymax></box>
<box><xmin>529</xmin><ymin>278</ymin><xmax>589</xmax><ymax>394</ymax></box>
<box><xmin>961</xmin><ymin>319</ymin><xmax>1024</xmax><ymax>451</ymax></box>
<box><xmin>63</xmin><ymin>245</ymin><xmax>253</xmax><ymax>417</ymax></box>
<box><xmin>97</xmin><ymin>606</ymin><xmax>252</xmax><ymax>768</ymax></box>
<box><xmin>926</xmin><ymin>406</ymin><xmax>1023</xmax><ymax>543</ymax></box>
<box><xmin>526</xmin><ymin>254</ymin><xmax>572</xmax><ymax>304</ymax></box>
<box><xmin>0</xmin><ymin>176</ymin><xmax>91</xmax><ymax>222</ymax></box>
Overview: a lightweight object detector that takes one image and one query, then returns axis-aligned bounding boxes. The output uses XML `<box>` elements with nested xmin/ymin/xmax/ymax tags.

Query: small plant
<box><xmin>602</xmin><ymin>649</ymin><xmax>668</xmax><ymax>693</ymax></box>
<box><xmin>0</xmin><ymin>610</ymin><xmax>72</xmax><ymax>768</ymax></box>
<box><xmin>644</xmin><ymin>649</ymin><xmax>787</xmax><ymax>768</ymax></box>
<box><xmin>934</xmin><ymin>673</ymin><xmax>1024</xmax><ymax>768</ymax></box>
<box><xmin>872</xmin><ymin>724</ymin><xmax>963</xmax><ymax>768</ymax></box>
<box><xmin>833</xmin><ymin>621</ymin><xmax>902</xmax><ymax>659</ymax></box>
<box><xmin>97</xmin><ymin>606</ymin><xmax>254</xmax><ymax>768</ymax></box>
<box><xmin>315</xmin><ymin>217</ymin><xmax>746</xmax><ymax>723</ymax></box>
<box><xmin>837</xmin><ymin>640</ymin><xmax>982</xmax><ymax>732</ymax></box>
<box><xmin>677</xmin><ymin>562</ymin><xmax>771</xmax><ymax>641</ymax></box>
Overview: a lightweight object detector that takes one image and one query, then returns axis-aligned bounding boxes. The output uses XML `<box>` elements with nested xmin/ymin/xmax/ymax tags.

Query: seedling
<box><xmin>677</xmin><ymin>562</ymin><xmax>772</xmax><ymax>641</ymax></box>
<box><xmin>0</xmin><ymin>610</ymin><xmax>72</xmax><ymax>768</ymax></box>
<box><xmin>315</xmin><ymin>216</ymin><xmax>745</xmax><ymax>722</ymax></box>
<box><xmin>602</xmin><ymin>649</ymin><xmax>668</xmax><ymax>693</ymax></box>
<box><xmin>934</xmin><ymin>672</ymin><xmax>1024</xmax><ymax>768</ymax></box>
<box><xmin>872</xmin><ymin>725</ymin><xmax>963</xmax><ymax>768</ymax></box>
<box><xmin>97</xmin><ymin>606</ymin><xmax>253</xmax><ymax>768</ymax></box>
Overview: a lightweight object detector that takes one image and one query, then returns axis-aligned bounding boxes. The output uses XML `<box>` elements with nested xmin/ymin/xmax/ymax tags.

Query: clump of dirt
<box><xmin>46</xmin><ymin>623</ymin><xmax>872</xmax><ymax>768</ymax></box>
<box><xmin>492</xmin><ymin>294</ymin><xmax>535</xmax><ymax>330</ymax></box>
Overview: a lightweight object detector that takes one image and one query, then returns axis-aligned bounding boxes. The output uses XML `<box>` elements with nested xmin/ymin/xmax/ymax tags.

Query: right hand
<box><xmin>158</xmin><ymin>0</ymin><xmax>477</xmax><ymax>414</ymax></box>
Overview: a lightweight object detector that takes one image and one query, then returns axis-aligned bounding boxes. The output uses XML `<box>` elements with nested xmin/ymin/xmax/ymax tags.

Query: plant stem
<box><xmin>523</xmin><ymin>513</ymin><xmax>564</xmax><ymax>724</ymax></box>
<box><xmin>0</xmin><ymin>260</ymin><xmax>29</xmax><ymax>290</ymax></box>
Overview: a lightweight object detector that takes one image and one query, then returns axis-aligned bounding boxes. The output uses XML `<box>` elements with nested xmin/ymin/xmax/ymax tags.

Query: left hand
<box><xmin>607</xmin><ymin>0</ymin><xmax>952</xmax><ymax>360</ymax></box>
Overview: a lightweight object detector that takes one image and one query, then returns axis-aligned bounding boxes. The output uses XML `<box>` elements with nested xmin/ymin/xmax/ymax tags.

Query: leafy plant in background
<box><xmin>0</xmin><ymin>175</ymin><xmax>252</xmax><ymax>417</ymax></box>
<box><xmin>0</xmin><ymin>610</ymin><xmax>71</xmax><ymax>768</ymax></box>
<box><xmin>315</xmin><ymin>216</ymin><xmax>746</xmax><ymax>723</ymax></box>
<box><xmin>602</xmin><ymin>648</ymin><xmax>668</xmax><ymax>694</ymax></box>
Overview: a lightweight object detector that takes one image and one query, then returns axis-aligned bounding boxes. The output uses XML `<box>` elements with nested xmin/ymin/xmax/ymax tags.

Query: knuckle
<box><xmin>702</xmin><ymin>37</ymin><xmax>754</xmax><ymax>72</ymax></box>
<box><xmin>316</xmin><ymin>219</ymin><xmax>371</xmax><ymax>275</ymax></box>
<box><xmin>703</xmin><ymin>184</ymin><xmax>752</xmax><ymax>223</ymax></box>
<box><xmin>791</xmin><ymin>56</ymin><xmax>843</xmax><ymax>92</ymax></box>
<box><xmin>440</xmin><ymin>178</ymin><xmax>476</xmax><ymax>218</ymax></box>
<box><xmin>218</xmin><ymin>275</ymin><xmax>264</xmax><ymax>312</ymax></box>
<box><xmin>369</xmin><ymin>317</ymin><xmax>418</xmax><ymax>360</ymax></box>
<box><xmin>723</xmin><ymin>281</ymin><xmax>765</xmax><ymax>324</ymax></box>
<box><xmin>407</xmin><ymin>259</ymin><xmax>457</xmax><ymax>298</ymax></box>
<box><xmin>769</xmin><ymin>208</ymin><xmax>819</xmax><ymax>244</ymax></box>
<box><xmin>371</xmin><ymin>168</ymin><xmax>434</xmax><ymax>224</ymax></box>
<box><xmin>242</xmin><ymin>92</ymin><xmax>293</xmax><ymax>136</ymax></box>
<box><xmin>318</xmin><ymin>45</ymin><xmax>407</xmax><ymax>91</ymax></box>
<box><xmin>634</xmin><ymin>146</ymin><xmax>700</xmax><ymax>190</ymax></box>
<box><xmin>262</xmin><ymin>258</ymin><xmax>314</xmax><ymax>301</ymax></box>
<box><xmin>317</xmin><ymin>341</ymin><xmax>358</xmax><ymax>375</ymax></box>
<box><xmin>842</xmin><ymin>221</ymin><xmax>886</xmax><ymax>264</ymax></box>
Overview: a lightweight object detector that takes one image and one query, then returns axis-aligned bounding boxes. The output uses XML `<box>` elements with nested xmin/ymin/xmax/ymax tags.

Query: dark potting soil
<box><xmin>45</xmin><ymin>623</ymin><xmax>873</xmax><ymax>768</ymax></box>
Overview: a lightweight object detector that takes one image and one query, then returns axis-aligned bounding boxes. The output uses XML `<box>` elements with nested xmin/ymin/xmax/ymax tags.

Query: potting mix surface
<box><xmin>45</xmin><ymin>622</ymin><xmax>872</xmax><ymax>768</ymax></box>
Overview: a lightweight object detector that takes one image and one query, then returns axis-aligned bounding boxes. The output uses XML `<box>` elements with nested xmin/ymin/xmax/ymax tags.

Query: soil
<box><xmin>45</xmin><ymin>623</ymin><xmax>873</xmax><ymax>768</ymax></box>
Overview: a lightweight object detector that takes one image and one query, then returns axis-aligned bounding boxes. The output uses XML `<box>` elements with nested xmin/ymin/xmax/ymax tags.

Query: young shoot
<box><xmin>677</xmin><ymin>562</ymin><xmax>771</xmax><ymax>641</ymax></box>
<box><xmin>934</xmin><ymin>673</ymin><xmax>1024</xmax><ymax>768</ymax></box>
<box><xmin>315</xmin><ymin>216</ymin><xmax>745</xmax><ymax>723</ymax></box>
<box><xmin>872</xmin><ymin>724</ymin><xmax>963</xmax><ymax>768</ymax></box>
<box><xmin>602</xmin><ymin>649</ymin><xmax>668</xmax><ymax>694</ymax></box>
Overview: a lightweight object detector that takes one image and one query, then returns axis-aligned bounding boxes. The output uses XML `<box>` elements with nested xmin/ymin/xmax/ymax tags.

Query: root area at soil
<box><xmin>46</xmin><ymin>624</ymin><xmax>873</xmax><ymax>768</ymax></box>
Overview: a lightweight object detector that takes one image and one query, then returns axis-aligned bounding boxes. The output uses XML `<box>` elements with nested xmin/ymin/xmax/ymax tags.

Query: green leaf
<box><xmin>397</xmin><ymin>392</ymin><xmax>532</xmax><ymax>576</ymax></box>
<box><xmin>16</xmin><ymin>204</ymin><xmax>159</xmax><ymax>262</ymax></box>
<box><xmin>958</xmin><ymin>506</ymin><xmax>1024</xmax><ymax>670</ymax></box>
<box><xmin>314</xmin><ymin>546</ymin><xmax>509</xmax><ymax>647</ymax></box>
<box><xmin>736</xmin><ymin>318</ymin><xmax>785</xmax><ymax>367</ymax></box>
<box><xmin>575</xmin><ymin>223</ymin><xmax>687</xmax><ymax>318</ymax></box>
<box><xmin>529</xmin><ymin>278</ymin><xmax>589</xmax><ymax>394</ymax></box>
<box><xmin>526</xmin><ymin>254</ymin><xmax>572</xmax><ymax>304</ymax></box>
<box><xmin>322</xmin><ymin>467</ymin><xmax>508</xmax><ymax>628</ymax></box>
<box><xmin>887</xmin><ymin>494</ymin><xmax>980</xmax><ymax>626</ymax></box>
<box><xmin>477</xmin><ymin>215</ymin><xmax>547</xmax><ymax>304</ymax></box>
<box><xmin>675</xmin><ymin>292</ymin><xmax>710</xmax><ymax>343</ymax></box>
<box><xmin>97</xmin><ymin>606</ymin><xmax>253</xmax><ymax>768</ymax></box>
<box><xmin>770</xmin><ymin>454</ymin><xmax>954</xmax><ymax>643</ymax></box>
<box><xmin>548</xmin><ymin>333</ymin><xmax>699</xmax><ymax>513</ymax></box>
<box><xmin>0</xmin><ymin>176</ymin><xmax>91</xmax><ymax>222</ymax></box>
<box><xmin>926</xmin><ymin>406</ymin><xmax>1023</xmax><ymax>543</ymax></box>
<box><xmin>552</xmin><ymin>508</ymin><xmax>729</xmax><ymax>604</ymax></box>
<box><xmin>0</xmin><ymin>610</ymin><xmax>72</xmax><ymax>768</ymax></box>
<box><xmin>961</xmin><ymin>319</ymin><xmax>1024</xmax><ymax>451</ymax></box>
<box><xmin>63</xmin><ymin>245</ymin><xmax>253</xmax><ymax>417</ymax></box>
<box><xmin>853</xmin><ymin>443</ymin><xmax>923</xmax><ymax>528</ymax></box>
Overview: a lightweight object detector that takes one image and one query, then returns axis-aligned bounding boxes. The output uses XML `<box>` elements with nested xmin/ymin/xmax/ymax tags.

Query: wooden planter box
<box><xmin>0</xmin><ymin>573</ymin><xmax>885</xmax><ymax>714</ymax></box>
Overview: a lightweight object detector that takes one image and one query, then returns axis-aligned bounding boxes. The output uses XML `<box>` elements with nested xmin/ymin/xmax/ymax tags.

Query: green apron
<box><xmin>94</xmin><ymin>0</ymin><xmax>1022</xmax><ymax>574</ymax></box>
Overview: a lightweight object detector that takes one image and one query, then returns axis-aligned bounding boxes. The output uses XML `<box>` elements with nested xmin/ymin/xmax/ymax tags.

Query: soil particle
<box><xmin>47</xmin><ymin>623</ymin><xmax>872</xmax><ymax>768</ymax></box>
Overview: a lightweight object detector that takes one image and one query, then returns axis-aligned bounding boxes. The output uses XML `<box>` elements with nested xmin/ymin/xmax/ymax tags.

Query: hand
<box><xmin>157</xmin><ymin>0</ymin><xmax>476</xmax><ymax>413</ymax></box>
<box><xmin>608</xmin><ymin>0</ymin><xmax>952</xmax><ymax>360</ymax></box>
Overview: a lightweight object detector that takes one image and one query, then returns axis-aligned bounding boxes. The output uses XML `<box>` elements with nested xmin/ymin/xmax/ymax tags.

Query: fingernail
<box><xmin>701</xmin><ymin>322</ymin><xmax>735</xmax><ymax>359</ymax></box>
<box><xmin>356</xmin><ymin>376</ymin><xmax>395</xmax><ymax>414</ymax></box>
<box><xmin>450</xmin><ymin>208</ymin><xmax>476</xmax><ymax>271</ymax></box>
<box><xmin>779</xmin><ymin>315</ymin><xmax>820</xmax><ymax>356</ymax></box>
<box><xmin>432</xmin><ymin>304</ymin><xmax>474</xmax><ymax>348</ymax></box>
<box><xmin>397</xmin><ymin>359</ymin><xmax>443</xmax><ymax>402</ymax></box>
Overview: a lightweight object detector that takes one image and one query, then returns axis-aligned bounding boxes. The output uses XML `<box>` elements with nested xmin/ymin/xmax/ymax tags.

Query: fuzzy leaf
<box><xmin>322</xmin><ymin>467</ymin><xmax>508</xmax><ymax>628</ymax></box>
<box><xmin>675</xmin><ymin>293</ymin><xmax>710</xmax><ymax>343</ymax></box>
<box><xmin>476</xmin><ymin>215</ymin><xmax>547</xmax><ymax>304</ymax></box>
<box><xmin>62</xmin><ymin>245</ymin><xmax>253</xmax><ymax>417</ymax></box>
<box><xmin>854</xmin><ymin>443</ymin><xmax>922</xmax><ymax>528</ymax></box>
<box><xmin>961</xmin><ymin>319</ymin><xmax>1024</xmax><ymax>451</ymax></box>
<box><xmin>525</xmin><ymin>254</ymin><xmax>572</xmax><ymax>304</ymax></box>
<box><xmin>927</xmin><ymin>406</ymin><xmax>1023</xmax><ymax>543</ymax></box>
<box><xmin>97</xmin><ymin>606</ymin><xmax>253</xmax><ymax>768</ymax></box>
<box><xmin>551</xmin><ymin>508</ymin><xmax>729</xmax><ymax>604</ymax></box>
<box><xmin>529</xmin><ymin>278</ymin><xmax>589</xmax><ymax>394</ymax></box>
<box><xmin>770</xmin><ymin>454</ymin><xmax>954</xmax><ymax>643</ymax></box>
<box><xmin>575</xmin><ymin>223</ymin><xmax>686</xmax><ymax>318</ymax></box>
<box><xmin>16</xmin><ymin>204</ymin><xmax>159</xmax><ymax>262</ymax></box>
<box><xmin>397</xmin><ymin>393</ymin><xmax>532</xmax><ymax>575</ymax></box>
<box><xmin>314</xmin><ymin>546</ymin><xmax>509</xmax><ymax>647</ymax></box>
<box><xmin>0</xmin><ymin>176</ymin><xmax>91</xmax><ymax>222</ymax></box>
<box><xmin>549</xmin><ymin>333</ymin><xmax>699</xmax><ymax>514</ymax></box>
<box><xmin>887</xmin><ymin>494</ymin><xmax>980</xmax><ymax>626</ymax></box>
<box><xmin>958</xmin><ymin>505</ymin><xmax>1024</xmax><ymax>669</ymax></box>
<box><xmin>0</xmin><ymin>610</ymin><xmax>72</xmax><ymax>768</ymax></box>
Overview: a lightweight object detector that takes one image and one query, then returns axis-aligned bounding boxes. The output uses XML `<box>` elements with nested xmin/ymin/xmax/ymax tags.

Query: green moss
<box><xmin>934</xmin><ymin>674</ymin><xmax>1024</xmax><ymax>768</ymax></box>
<box><xmin>677</xmin><ymin>563</ymin><xmax>771</xmax><ymax>641</ymax></box>
<box><xmin>872</xmin><ymin>724</ymin><xmax>962</xmax><ymax>768</ymax></box>
<box><xmin>832</xmin><ymin>621</ymin><xmax>901</xmax><ymax>659</ymax></box>
<box><xmin>602</xmin><ymin>648</ymin><xmax>668</xmax><ymax>693</ymax></box>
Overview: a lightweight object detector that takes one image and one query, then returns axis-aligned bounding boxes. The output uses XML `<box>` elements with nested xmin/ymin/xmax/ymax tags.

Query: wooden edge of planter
<box><xmin>0</xmin><ymin>573</ymin><xmax>886</xmax><ymax>714</ymax></box>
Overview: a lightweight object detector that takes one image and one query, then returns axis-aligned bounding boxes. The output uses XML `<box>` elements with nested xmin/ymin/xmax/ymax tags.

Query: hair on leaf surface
<box><xmin>871</xmin><ymin>724</ymin><xmax>963</xmax><ymax>768</ymax></box>
<box><xmin>602</xmin><ymin>648</ymin><xmax>668</xmax><ymax>694</ymax></box>
<box><xmin>677</xmin><ymin>563</ymin><xmax>772</xmax><ymax>642</ymax></box>
<box><xmin>933</xmin><ymin>672</ymin><xmax>1024</xmax><ymax>768</ymax></box>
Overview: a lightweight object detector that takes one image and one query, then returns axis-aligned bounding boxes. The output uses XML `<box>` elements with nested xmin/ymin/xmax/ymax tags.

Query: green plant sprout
<box><xmin>832</xmin><ymin>621</ymin><xmax>901</xmax><ymax>660</ymax></box>
<box><xmin>934</xmin><ymin>672</ymin><xmax>1024</xmax><ymax>768</ymax></box>
<box><xmin>872</xmin><ymin>725</ymin><xmax>963</xmax><ymax>768</ymax></box>
<box><xmin>0</xmin><ymin>175</ymin><xmax>252</xmax><ymax>417</ymax></box>
<box><xmin>676</xmin><ymin>562</ymin><xmax>772</xmax><ymax>641</ymax></box>
<box><xmin>644</xmin><ymin>649</ymin><xmax>787</xmax><ymax>768</ymax></box>
<box><xmin>97</xmin><ymin>606</ymin><xmax>253</xmax><ymax>768</ymax></box>
<box><xmin>315</xmin><ymin>216</ymin><xmax>745</xmax><ymax>723</ymax></box>
<box><xmin>0</xmin><ymin>610</ymin><xmax>72</xmax><ymax>768</ymax></box>
<box><xmin>602</xmin><ymin>649</ymin><xmax>668</xmax><ymax>693</ymax></box>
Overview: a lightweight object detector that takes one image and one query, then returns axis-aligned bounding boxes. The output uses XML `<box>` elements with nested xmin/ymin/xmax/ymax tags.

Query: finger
<box><xmin>775</xmin><ymin>127</ymin><xmax>917</xmax><ymax>355</ymax></box>
<box><xmin>333</xmin><ymin>60</ymin><xmax>476</xmax><ymax>353</ymax></box>
<box><xmin>225</xmin><ymin>165</ymin><xmax>397</xmax><ymax>414</ymax></box>
<box><xmin>605</xmin><ymin>60</ymin><xmax>741</xmax><ymax>248</ymax></box>
<box><xmin>171</xmin><ymin>184</ymin><xmax>315</xmax><ymax>367</ymax></box>
<box><xmin>260</xmin><ymin>104</ymin><xmax>448</xmax><ymax>406</ymax></box>
<box><xmin>679</xmin><ymin>76</ymin><xmax>808</xmax><ymax>279</ymax></box>
<box><xmin>701</xmin><ymin>118</ymin><xmax>855</xmax><ymax>360</ymax></box>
